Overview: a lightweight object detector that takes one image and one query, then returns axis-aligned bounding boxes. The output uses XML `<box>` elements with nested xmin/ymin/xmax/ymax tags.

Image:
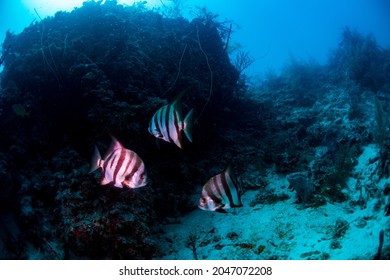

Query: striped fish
<box><xmin>199</xmin><ymin>165</ymin><xmax>243</xmax><ymax>213</ymax></box>
<box><xmin>89</xmin><ymin>137</ymin><xmax>147</xmax><ymax>189</ymax></box>
<box><xmin>148</xmin><ymin>89</ymin><xmax>194</xmax><ymax>149</ymax></box>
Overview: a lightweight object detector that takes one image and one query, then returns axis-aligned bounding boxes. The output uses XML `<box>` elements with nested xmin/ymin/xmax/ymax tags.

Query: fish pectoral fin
<box><xmin>101</xmin><ymin>177</ymin><xmax>110</xmax><ymax>185</ymax></box>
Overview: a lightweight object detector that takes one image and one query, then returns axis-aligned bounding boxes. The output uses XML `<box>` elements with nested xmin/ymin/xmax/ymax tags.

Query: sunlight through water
<box><xmin>21</xmin><ymin>0</ymin><xmax>161</xmax><ymax>17</ymax></box>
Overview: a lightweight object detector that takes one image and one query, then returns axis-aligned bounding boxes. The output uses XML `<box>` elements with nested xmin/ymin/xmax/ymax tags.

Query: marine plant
<box><xmin>374</xmin><ymin>98</ymin><xmax>390</xmax><ymax>147</ymax></box>
<box><xmin>328</xmin><ymin>27</ymin><xmax>390</xmax><ymax>92</ymax></box>
<box><xmin>373</xmin><ymin>97</ymin><xmax>390</xmax><ymax>180</ymax></box>
<box><xmin>286</xmin><ymin>171</ymin><xmax>314</xmax><ymax>203</ymax></box>
<box><xmin>329</xmin><ymin>143</ymin><xmax>358</xmax><ymax>189</ymax></box>
<box><xmin>331</xmin><ymin>218</ymin><xmax>350</xmax><ymax>239</ymax></box>
<box><xmin>234</xmin><ymin>51</ymin><xmax>256</xmax><ymax>75</ymax></box>
<box><xmin>0</xmin><ymin>0</ymin><xmax>239</xmax><ymax>259</ymax></box>
<box><xmin>309</xmin><ymin>140</ymin><xmax>359</xmax><ymax>204</ymax></box>
<box><xmin>374</xmin><ymin>229</ymin><xmax>385</xmax><ymax>259</ymax></box>
<box><xmin>158</xmin><ymin>0</ymin><xmax>184</xmax><ymax>19</ymax></box>
<box><xmin>185</xmin><ymin>233</ymin><xmax>198</xmax><ymax>260</ymax></box>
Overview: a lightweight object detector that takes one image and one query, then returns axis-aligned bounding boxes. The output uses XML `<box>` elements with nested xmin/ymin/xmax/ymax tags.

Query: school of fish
<box><xmin>89</xmin><ymin>88</ymin><xmax>242</xmax><ymax>213</ymax></box>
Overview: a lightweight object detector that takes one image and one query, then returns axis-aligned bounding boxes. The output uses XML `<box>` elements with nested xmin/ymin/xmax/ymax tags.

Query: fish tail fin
<box><xmin>183</xmin><ymin>108</ymin><xmax>194</xmax><ymax>142</ymax></box>
<box><xmin>89</xmin><ymin>145</ymin><xmax>102</xmax><ymax>173</ymax></box>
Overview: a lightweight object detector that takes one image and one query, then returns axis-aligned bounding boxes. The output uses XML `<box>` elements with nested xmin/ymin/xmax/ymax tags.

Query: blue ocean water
<box><xmin>0</xmin><ymin>0</ymin><xmax>390</xmax><ymax>260</ymax></box>
<box><xmin>1</xmin><ymin>0</ymin><xmax>389</xmax><ymax>75</ymax></box>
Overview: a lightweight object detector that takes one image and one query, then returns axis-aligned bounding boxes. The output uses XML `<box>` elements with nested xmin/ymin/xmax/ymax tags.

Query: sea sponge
<box><xmin>286</xmin><ymin>171</ymin><xmax>314</xmax><ymax>203</ymax></box>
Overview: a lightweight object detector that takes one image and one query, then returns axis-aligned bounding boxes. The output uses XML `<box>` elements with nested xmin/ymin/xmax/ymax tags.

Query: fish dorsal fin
<box><xmin>223</xmin><ymin>161</ymin><xmax>234</xmax><ymax>176</ymax></box>
<box><xmin>103</xmin><ymin>135</ymin><xmax>123</xmax><ymax>159</ymax></box>
<box><xmin>170</xmin><ymin>85</ymin><xmax>195</xmax><ymax>106</ymax></box>
<box><xmin>170</xmin><ymin>87</ymin><xmax>189</xmax><ymax>115</ymax></box>
<box><xmin>224</xmin><ymin>163</ymin><xmax>238</xmax><ymax>190</ymax></box>
<box><xmin>171</xmin><ymin>94</ymin><xmax>183</xmax><ymax>120</ymax></box>
<box><xmin>89</xmin><ymin>145</ymin><xmax>102</xmax><ymax>173</ymax></box>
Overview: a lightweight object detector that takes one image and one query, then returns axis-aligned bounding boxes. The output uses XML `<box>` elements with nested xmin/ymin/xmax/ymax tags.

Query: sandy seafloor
<box><xmin>154</xmin><ymin>144</ymin><xmax>389</xmax><ymax>260</ymax></box>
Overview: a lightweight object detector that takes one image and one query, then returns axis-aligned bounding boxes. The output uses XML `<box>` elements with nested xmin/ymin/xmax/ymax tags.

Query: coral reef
<box><xmin>0</xmin><ymin>1</ymin><xmax>238</xmax><ymax>259</ymax></box>
<box><xmin>1</xmin><ymin>1</ymin><xmax>390</xmax><ymax>260</ymax></box>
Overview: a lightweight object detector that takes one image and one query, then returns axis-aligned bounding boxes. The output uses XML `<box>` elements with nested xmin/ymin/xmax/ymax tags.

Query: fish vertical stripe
<box><xmin>118</xmin><ymin>151</ymin><xmax>133</xmax><ymax>186</ymax></box>
<box><xmin>165</xmin><ymin>105</ymin><xmax>175</xmax><ymax>142</ymax></box>
<box><xmin>102</xmin><ymin>151</ymin><xmax>115</xmax><ymax>170</ymax></box>
<box><xmin>112</xmin><ymin>148</ymin><xmax>126</xmax><ymax>185</ymax></box>
<box><xmin>228</xmin><ymin>168</ymin><xmax>239</xmax><ymax>189</ymax></box>
<box><xmin>209</xmin><ymin>175</ymin><xmax>226</xmax><ymax>205</ymax></box>
<box><xmin>153</xmin><ymin>110</ymin><xmax>162</xmax><ymax>135</ymax></box>
<box><xmin>219</xmin><ymin>173</ymin><xmax>237</xmax><ymax>206</ymax></box>
<box><xmin>160</xmin><ymin>106</ymin><xmax>168</xmax><ymax>141</ymax></box>
<box><xmin>205</xmin><ymin>180</ymin><xmax>222</xmax><ymax>204</ymax></box>
<box><xmin>110</xmin><ymin>153</ymin><xmax>119</xmax><ymax>170</ymax></box>
<box><xmin>126</xmin><ymin>154</ymin><xmax>142</xmax><ymax>180</ymax></box>
<box><xmin>225</xmin><ymin>172</ymin><xmax>241</xmax><ymax>206</ymax></box>
<box><xmin>123</xmin><ymin>152</ymin><xmax>134</xmax><ymax>177</ymax></box>
<box><xmin>172</xmin><ymin>104</ymin><xmax>181</xmax><ymax>143</ymax></box>
<box><xmin>215</xmin><ymin>175</ymin><xmax>226</xmax><ymax>198</ymax></box>
<box><xmin>102</xmin><ymin>151</ymin><xmax>118</xmax><ymax>183</ymax></box>
<box><xmin>219</xmin><ymin>172</ymin><xmax>235</xmax><ymax>206</ymax></box>
<box><xmin>162</xmin><ymin>105</ymin><xmax>169</xmax><ymax>141</ymax></box>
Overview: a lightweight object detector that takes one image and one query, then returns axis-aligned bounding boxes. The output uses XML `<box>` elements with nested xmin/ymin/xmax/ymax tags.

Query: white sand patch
<box><xmin>154</xmin><ymin>145</ymin><xmax>389</xmax><ymax>259</ymax></box>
